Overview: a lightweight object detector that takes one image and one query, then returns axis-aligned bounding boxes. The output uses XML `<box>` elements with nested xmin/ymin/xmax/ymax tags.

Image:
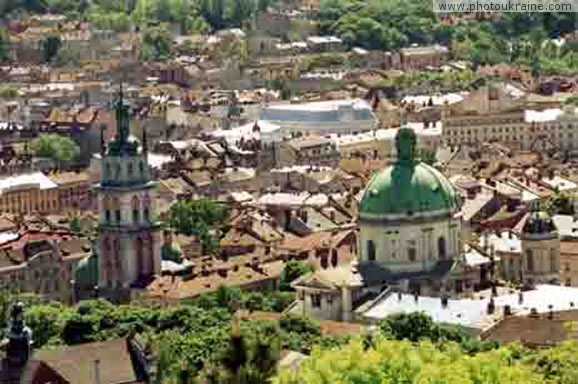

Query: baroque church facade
<box><xmin>292</xmin><ymin>127</ymin><xmax>494</xmax><ymax>321</ymax></box>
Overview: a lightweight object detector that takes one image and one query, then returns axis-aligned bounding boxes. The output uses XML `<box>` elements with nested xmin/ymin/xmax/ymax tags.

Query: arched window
<box><xmin>139</xmin><ymin>161</ymin><xmax>145</xmax><ymax>176</ymax></box>
<box><xmin>367</xmin><ymin>240</ymin><xmax>376</xmax><ymax>261</ymax></box>
<box><xmin>438</xmin><ymin>237</ymin><xmax>446</xmax><ymax>260</ymax></box>
<box><xmin>102</xmin><ymin>196</ymin><xmax>112</xmax><ymax>223</ymax></box>
<box><xmin>128</xmin><ymin>162</ymin><xmax>133</xmax><ymax>177</ymax></box>
<box><xmin>131</xmin><ymin>196</ymin><xmax>140</xmax><ymax>224</ymax></box>
<box><xmin>143</xmin><ymin>194</ymin><xmax>151</xmax><ymax>222</ymax></box>
<box><xmin>112</xmin><ymin>197</ymin><xmax>121</xmax><ymax>223</ymax></box>
<box><xmin>331</xmin><ymin>249</ymin><xmax>338</xmax><ymax>267</ymax></box>
<box><xmin>526</xmin><ymin>250</ymin><xmax>534</xmax><ymax>273</ymax></box>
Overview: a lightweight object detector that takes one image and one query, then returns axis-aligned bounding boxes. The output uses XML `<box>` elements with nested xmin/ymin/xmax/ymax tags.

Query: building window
<box><xmin>367</xmin><ymin>240</ymin><xmax>376</xmax><ymax>261</ymax></box>
<box><xmin>115</xmin><ymin>210</ymin><xmax>121</xmax><ymax>223</ymax></box>
<box><xmin>408</xmin><ymin>246</ymin><xmax>416</xmax><ymax>262</ymax></box>
<box><xmin>311</xmin><ymin>294</ymin><xmax>321</xmax><ymax>308</ymax></box>
<box><xmin>438</xmin><ymin>237</ymin><xmax>447</xmax><ymax>260</ymax></box>
<box><xmin>526</xmin><ymin>250</ymin><xmax>534</xmax><ymax>273</ymax></box>
<box><xmin>132</xmin><ymin>196</ymin><xmax>140</xmax><ymax>224</ymax></box>
<box><xmin>128</xmin><ymin>162</ymin><xmax>133</xmax><ymax>176</ymax></box>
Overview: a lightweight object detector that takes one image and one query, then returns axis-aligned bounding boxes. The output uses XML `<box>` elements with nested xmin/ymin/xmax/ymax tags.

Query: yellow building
<box><xmin>0</xmin><ymin>172</ymin><xmax>60</xmax><ymax>214</ymax></box>
<box><xmin>442</xmin><ymin>85</ymin><xmax>578</xmax><ymax>153</ymax></box>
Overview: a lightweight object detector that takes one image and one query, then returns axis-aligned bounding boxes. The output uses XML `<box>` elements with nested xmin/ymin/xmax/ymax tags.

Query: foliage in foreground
<box><xmin>276</xmin><ymin>338</ymin><xmax>542</xmax><ymax>384</ymax></box>
<box><xmin>18</xmin><ymin>296</ymin><xmax>578</xmax><ymax>384</ymax></box>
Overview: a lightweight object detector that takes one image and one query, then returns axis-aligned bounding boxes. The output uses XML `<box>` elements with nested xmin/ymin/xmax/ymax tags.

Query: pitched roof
<box><xmin>33</xmin><ymin>338</ymin><xmax>141</xmax><ymax>384</ymax></box>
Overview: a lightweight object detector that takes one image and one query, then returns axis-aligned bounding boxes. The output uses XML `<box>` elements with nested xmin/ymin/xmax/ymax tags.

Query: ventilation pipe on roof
<box><xmin>441</xmin><ymin>296</ymin><xmax>448</xmax><ymax>308</ymax></box>
<box><xmin>487</xmin><ymin>298</ymin><xmax>495</xmax><ymax>314</ymax></box>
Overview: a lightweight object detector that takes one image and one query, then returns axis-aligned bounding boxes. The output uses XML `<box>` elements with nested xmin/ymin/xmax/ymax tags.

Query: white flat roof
<box><xmin>363</xmin><ymin>285</ymin><xmax>578</xmax><ymax>330</ymax></box>
<box><xmin>541</xmin><ymin>176</ymin><xmax>577</xmax><ymax>191</ymax></box>
<box><xmin>402</xmin><ymin>92</ymin><xmax>467</xmax><ymax>106</ymax></box>
<box><xmin>524</xmin><ymin>108</ymin><xmax>563</xmax><ymax>123</ymax></box>
<box><xmin>334</xmin><ymin>122</ymin><xmax>442</xmax><ymax>146</ymax></box>
<box><xmin>363</xmin><ymin>292</ymin><xmax>493</xmax><ymax>330</ymax></box>
<box><xmin>210</xmin><ymin>120</ymin><xmax>281</xmax><ymax>143</ymax></box>
<box><xmin>0</xmin><ymin>172</ymin><xmax>57</xmax><ymax>194</ymax></box>
<box><xmin>264</xmin><ymin>98</ymin><xmax>371</xmax><ymax>112</ymax></box>
<box><xmin>307</xmin><ymin>36</ymin><xmax>342</xmax><ymax>44</ymax></box>
<box><xmin>494</xmin><ymin>285</ymin><xmax>578</xmax><ymax>315</ymax></box>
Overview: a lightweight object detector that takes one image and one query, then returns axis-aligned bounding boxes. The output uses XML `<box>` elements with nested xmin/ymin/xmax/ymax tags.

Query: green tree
<box><xmin>25</xmin><ymin>303</ymin><xmax>72</xmax><ymax>348</ymax></box>
<box><xmin>420</xmin><ymin>148</ymin><xmax>437</xmax><ymax>166</ymax></box>
<box><xmin>168</xmin><ymin>199</ymin><xmax>227</xmax><ymax>254</ymax></box>
<box><xmin>276</xmin><ymin>338</ymin><xmax>542</xmax><ymax>384</ymax></box>
<box><xmin>279</xmin><ymin>260</ymin><xmax>314</xmax><ymax>291</ymax></box>
<box><xmin>201</xmin><ymin>318</ymin><xmax>281</xmax><ymax>384</ymax></box>
<box><xmin>40</xmin><ymin>35</ymin><xmax>62</xmax><ymax>64</ymax></box>
<box><xmin>546</xmin><ymin>192</ymin><xmax>574</xmax><ymax>215</ymax></box>
<box><xmin>0</xmin><ymin>86</ymin><xmax>18</xmax><ymax>99</ymax></box>
<box><xmin>0</xmin><ymin>27</ymin><xmax>9</xmax><ymax>62</ymax></box>
<box><xmin>140</xmin><ymin>24</ymin><xmax>173</xmax><ymax>61</ymax></box>
<box><xmin>31</xmin><ymin>134</ymin><xmax>80</xmax><ymax>164</ymax></box>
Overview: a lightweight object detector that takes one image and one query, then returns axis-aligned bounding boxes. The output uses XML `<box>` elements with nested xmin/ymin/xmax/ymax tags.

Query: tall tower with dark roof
<box><xmin>96</xmin><ymin>88</ymin><xmax>161</xmax><ymax>300</ymax></box>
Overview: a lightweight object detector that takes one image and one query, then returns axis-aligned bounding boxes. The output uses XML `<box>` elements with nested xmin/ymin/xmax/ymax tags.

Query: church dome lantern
<box><xmin>360</xmin><ymin>127</ymin><xmax>460</xmax><ymax>222</ymax></box>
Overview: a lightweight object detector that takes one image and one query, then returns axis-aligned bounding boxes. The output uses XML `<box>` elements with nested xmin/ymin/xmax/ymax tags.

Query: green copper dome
<box><xmin>360</xmin><ymin>127</ymin><xmax>460</xmax><ymax>219</ymax></box>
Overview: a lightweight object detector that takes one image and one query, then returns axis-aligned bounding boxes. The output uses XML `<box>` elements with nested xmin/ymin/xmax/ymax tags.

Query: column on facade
<box><xmin>341</xmin><ymin>286</ymin><xmax>352</xmax><ymax>321</ymax></box>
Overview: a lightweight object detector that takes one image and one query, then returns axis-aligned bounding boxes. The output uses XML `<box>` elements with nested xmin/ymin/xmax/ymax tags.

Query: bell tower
<box><xmin>97</xmin><ymin>86</ymin><xmax>161</xmax><ymax>299</ymax></box>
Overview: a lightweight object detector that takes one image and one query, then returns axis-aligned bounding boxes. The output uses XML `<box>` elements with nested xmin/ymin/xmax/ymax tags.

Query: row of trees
<box><xmin>17</xmin><ymin>293</ymin><xmax>578</xmax><ymax>384</ymax></box>
<box><xmin>319</xmin><ymin>0</ymin><xmax>577</xmax><ymax>73</ymax></box>
<box><xmin>1</xmin><ymin>0</ymin><xmax>273</xmax><ymax>33</ymax></box>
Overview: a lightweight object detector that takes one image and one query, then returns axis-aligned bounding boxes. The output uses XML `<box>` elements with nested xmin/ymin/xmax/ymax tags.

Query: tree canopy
<box><xmin>168</xmin><ymin>199</ymin><xmax>228</xmax><ymax>254</ymax></box>
<box><xmin>279</xmin><ymin>260</ymin><xmax>314</xmax><ymax>291</ymax></box>
<box><xmin>31</xmin><ymin>133</ymin><xmax>80</xmax><ymax>164</ymax></box>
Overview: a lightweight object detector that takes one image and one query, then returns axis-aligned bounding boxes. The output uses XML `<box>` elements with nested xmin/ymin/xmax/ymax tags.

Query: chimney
<box><xmin>397</xmin><ymin>291</ymin><xmax>402</xmax><ymax>301</ymax></box>
<box><xmin>487</xmin><ymin>298</ymin><xmax>495</xmax><ymax>314</ymax></box>
<box><xmin>92</xmin><ymin>360</ymin><xmax>101</xmax><ymax>384</ymax></box>
<box><xmin>518</xmin><ymin>292</ymin><xmax>523</xmax><ymax>305</ymax></box>
<box><xmin>504</xmin><ymin>305</ymin><xmax>512</xmax><ymax>316</ymax></box>
<box><xmin>441</xmin><ymin>296</ymin><xmax>448</xmax><ymax>308</ymax></box>
<box><xmin>413</xmin><ymin>291</ymin><xmax>419</xmax><ymax>302</ymax></box>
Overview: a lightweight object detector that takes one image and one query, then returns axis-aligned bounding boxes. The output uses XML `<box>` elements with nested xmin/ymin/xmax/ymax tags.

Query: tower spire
<box><xmin>114</xmin><ymin>83</ymin><xmax>130</xmax><ymax>146</ymax></box>
<box><xmin>100</xmin><ymin>123</ymin><xmax>106</xmax><ymax>156</ymax></box>
<box><xmin>142</xmin><ymin>126</ymin><xmax>148</xmax><ymax>154</ymax></box>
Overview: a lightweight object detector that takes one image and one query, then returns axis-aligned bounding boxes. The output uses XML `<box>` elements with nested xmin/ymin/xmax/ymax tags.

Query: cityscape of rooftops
<box><xmin>0</xmin><ymin>1</ymin><xmax>576</xmax><ymax>383</ymax></box>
